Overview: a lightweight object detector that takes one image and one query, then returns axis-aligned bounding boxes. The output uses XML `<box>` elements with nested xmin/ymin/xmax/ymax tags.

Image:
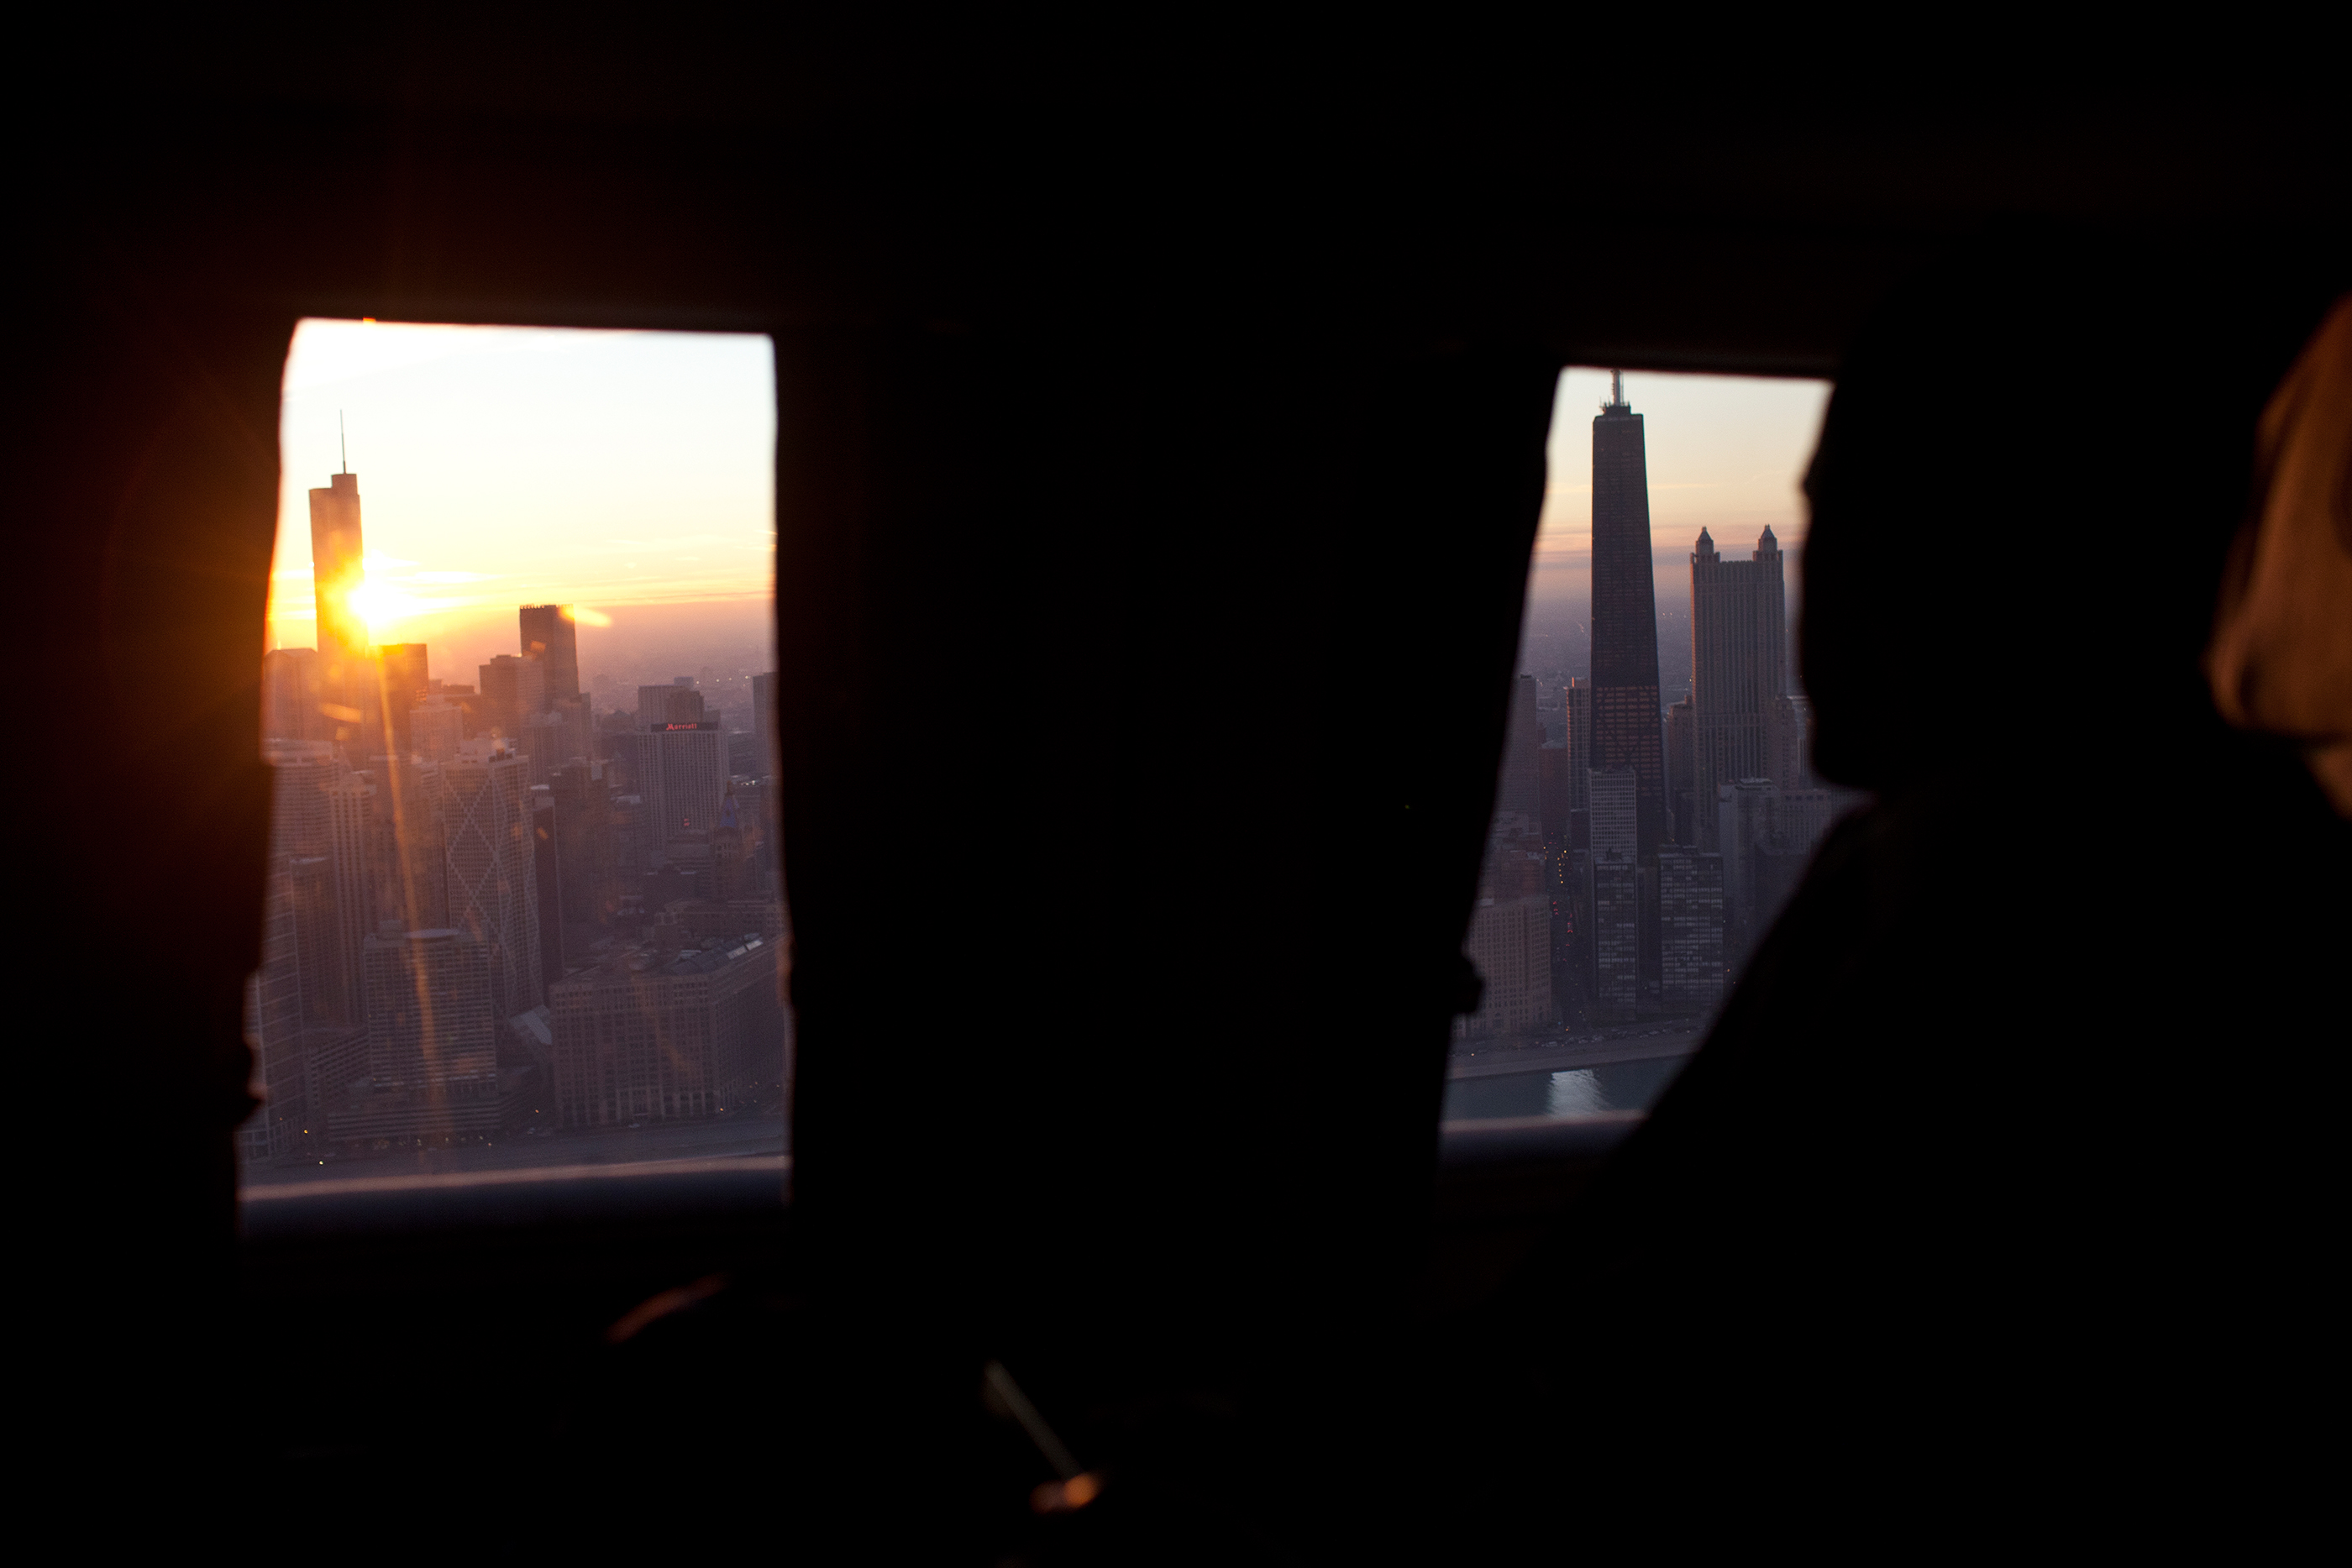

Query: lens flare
<box><xmin>345</xmin><ymin>581</ymin><xmax>428</xmax><ymax>638</ymax></box>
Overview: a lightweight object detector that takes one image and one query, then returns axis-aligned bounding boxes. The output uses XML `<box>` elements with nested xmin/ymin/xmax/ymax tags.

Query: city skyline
<box><xmin>1533</xmin><ymin>367</ymin><xmax>1829</xmax><ymax>606</ymax></box>
<box><xmin>268</xmin><ymin>320</ymin><xmax>775</xmax><ymax>687</ymax></box>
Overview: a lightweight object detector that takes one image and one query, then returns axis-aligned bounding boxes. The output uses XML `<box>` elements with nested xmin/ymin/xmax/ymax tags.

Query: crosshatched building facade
<box><xmin>549</xmin><ymin>931</ymin><xmax>782</xmax><ymax>1127</ymax></box>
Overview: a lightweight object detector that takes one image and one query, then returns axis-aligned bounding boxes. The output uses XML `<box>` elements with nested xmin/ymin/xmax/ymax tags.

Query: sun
<box><xmin>345</xmin><ymin>580</ymin><xmax>427</xmax><ymax>640</ymax></box>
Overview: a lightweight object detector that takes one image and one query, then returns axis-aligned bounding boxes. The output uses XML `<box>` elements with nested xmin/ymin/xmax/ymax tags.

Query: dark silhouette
<box><xmin>1467</xmin><ymin>243</ymin><xmax>2352</xmax><ymax>1526</ymax></box>
<box><xmin>12</xmin><ymin>23</ymin><xmax>2348</xmax><ymax>1554</ymax></box>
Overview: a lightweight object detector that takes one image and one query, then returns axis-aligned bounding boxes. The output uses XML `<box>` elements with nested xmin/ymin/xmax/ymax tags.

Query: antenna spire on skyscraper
<box><xmin>1610</xmin><ymin>369</ymin><xmax>1625</xmax><ymax>410</ymax></box>
<box><xmin>340</xmin><ymin>411</ymin><xmax>349</xmax><ymax>474</ymax></box>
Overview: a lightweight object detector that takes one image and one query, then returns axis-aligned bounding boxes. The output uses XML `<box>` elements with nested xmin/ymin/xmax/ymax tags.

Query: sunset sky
<box><xmin>270</xmin><ymin>320</ymin><xmax>775</xmax><ymax>684</ymax></box>
<box><xmin>1536</xmin><ymin>368</ymin><xmax>1829</xmax><ymax>602</ymax></box>
<box><xmin>268</xmin><ymin>323</ymin><xmax>1824</xmax><ymax>682</ymax></box>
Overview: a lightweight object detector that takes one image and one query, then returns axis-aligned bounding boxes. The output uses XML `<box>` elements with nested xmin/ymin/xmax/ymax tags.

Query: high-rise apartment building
<box><xmin>549</xmin><ymin>929</ymin><xmax>783</xmax><ymax>1127</ymax></box>
<box><xmin>550</xmin><ymin>760</ymin><xmax>622</xmax><ymax>937</ymax></box>
<box><xmin>434</xmin><ymin>739</ymin><xmax>544</xmax><ymax>1015</ymax></box>
<box><xmin>517</xmin><ymin>605</ymin><xmax>581</xmax><ymax>705</ymax></box>
<box><xmin>1770</xmin><ymin>692</ymin><xmax>1815</xmax><ymax>791</ymax></box>
<box><xmin>710</xmin><ymin>792</ymin><xmax>758</xmax><ymax>903</ymax></box>
<box><xmin>333</xmin><ymin>927</ymin><xmax>503</xmax><ymax>1145</ymax></box>
<box><xmin>1690</xmin><ymin>526</ymin><xmax>1788</xmax><ymax>850</ymax></box>
<box><xmin>531</xmin><ymin>785</ymin><xmax>566</xmax><ymax>986</ymax></box>
<box><xmin>1716</xmin><ymin>778</ymin><xmax>1779</xmax><ymax>964</ymax></box>
<box><xmin>1658</xmin><ymin>845</ymin><xmax>1725</xmax><ymax>1010</ymax></box>
<box><xmin>261</xmin><ymin>648</ymin><xmax>323</xmax><ymax>743</ymax></box>
<box><xmin>411</xmin><ymin>696</ymin><xmax>465</xmax><ymax>762</ymax></box>
<box><xmin>1494</xmin><ymin>674</ymin><xmax>1542</xmax><ymax>829</ymax></box>
<box><xmin>1536</xmin><ymin>746</ymin><xmax>1572</xmax><ymax>842</ymax></box>
<box><xmin>239</xmin><ymin>859</ymin><xmax>308</xmax><ymax>1165</ymax></box>
<box><xmin>263</xmin><ymin>743</ymin><xmax>370</xmax><ymax>1025</ymax></box>
<box><xmin>1457</xmin><ymin>894</ymin><xmax>1552</xmax><ymax>1040</ymax></box>
<box><xmin>607</xmin><ymin>729</ymin><xmax>664</xmax><ymax>827</ymax></box>
<box><xmin>610</xmin><ymin>789</ymin><xmax>654</xmax><ymax>878</ymax></box>
<box><xmin>375</xmin><ymin>642</ymin><xmax>430</xmax><ymax>756</ymax></box>
<box><xmin>1588</xmin><ymin>377</ymin><xmax>1666</xmax><ymax>856</ymax></box>
<box><xmin>658</xmin><ymin>722</ymin><xmax>729</xmax><ymax>840</ymax></box>
<box><xmin>522</xmin><ymin>709</ymin><xmax>570</xmax><ymax>789</ymax></box>
<box><xmin>365</xmin><ymin>757</ymin><xmax>448</xmax><ymax>933</ymax></box>
<box><xmin>1667</xmin><ymin>695</ymin><xmax>1696</xmax><ymax>845</ymax></box>
<box><xmin>478</xmin><ymin>654</ymin><xmax>547</xmax><ymax>741</ymax></box>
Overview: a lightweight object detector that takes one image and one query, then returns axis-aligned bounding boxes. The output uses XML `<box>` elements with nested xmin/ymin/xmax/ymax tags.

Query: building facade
<box><xmin>517</xmin><ymin>604</ymin><xmax>581</xmax><ymax>707</ymax></box>
<box><xmin>239</xmin><ymin>858</ymin><xmax>309</xmax><ymax>1165</ymax></box>
<box><xmin>308</xmin><ymin>470</ymin><xmax>367</xmax><ymax>676</ymax></box>
<box><xmin>477</xmin><ymin>653</ymin><xmax>546</xmax><ymax>741</ymax></box>
<box><xmin>1658</xmin><ymin>845</ymin><xmax>1725</xmax><ymax>1010</ymax></box>
<box><xmin>434</xmin><ymin>739</ymin><xmax>544</xmax><ymax>1015</ymax></box>
<box><xmin>1690</xmin><ymin>525</ymin><xmax>1788</xmax><ymax>850</ymax></box>
<box><xmin>658</xmin><ymin>723</ymin><xmax>729</xmax><ymax>840</ymax></box>
<box><xmin>1586</xmin><ymin>763</ymin><xmax>1641</xmax><ymax>1020</ymax></box>
<box><xmin>333</xmin><ymin>927</ymin><xmax>502</xmax><ymax>1145</ymax></box>
<box><xmin>1495</xmin><ymin>674</ymin><xmax>1542</xmax><ymax>828</ymax></box>
<box><xmin>1667</xmin><ymin>695</ymin><xmax>1696</xmax><ymax>846</ymax></box>
<box><xmin>549</xmin><ymin>930</ymin><xmax>783</xmax><ymax>1127</ymax></box>
<box><xmin>1588</xmin><ymin>377</ymin><xmax>1667</xmax><ymax>857</ymax></box>
<box><xmin>1457</xmin><ymin>894</ymin><xmax>1552</xmax><ymax>1040</ymax></box>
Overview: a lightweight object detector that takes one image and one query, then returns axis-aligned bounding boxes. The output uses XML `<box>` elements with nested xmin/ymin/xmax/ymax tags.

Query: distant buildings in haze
<box><xmin>239</xmin><ymin>465</ymin><xmax>791</xmax><ymax>1168</ymax></box>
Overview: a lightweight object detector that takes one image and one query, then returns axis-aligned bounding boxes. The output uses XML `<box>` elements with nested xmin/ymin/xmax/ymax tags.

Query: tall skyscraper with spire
<box><xmin>1587</xmin><ymin>373</ymin><xmax>1666</xmax><ymax>856</ymax></box>
<box><xmin>309</xmin><ymin>469</ymin><xmax>367</xmax><ymax>668</ymax></box>
<box><xmin>1584</xmin><ymin>374</ymin><xmax>1667</xmax><ymax>1009</ymax></box>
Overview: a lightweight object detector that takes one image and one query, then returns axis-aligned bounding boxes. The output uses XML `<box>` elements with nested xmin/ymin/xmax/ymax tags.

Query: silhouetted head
<box><xmin>1799</xmin><ymin>233</ymin><xmax>2313</xmax><ymax>790</ymax></box>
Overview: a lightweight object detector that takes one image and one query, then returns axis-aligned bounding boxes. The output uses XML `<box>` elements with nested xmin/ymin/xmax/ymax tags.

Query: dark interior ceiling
<box><xmin>31</xmin><ymin>22</ymin><xmax>2347</xmax><ymax>370</ymax></box>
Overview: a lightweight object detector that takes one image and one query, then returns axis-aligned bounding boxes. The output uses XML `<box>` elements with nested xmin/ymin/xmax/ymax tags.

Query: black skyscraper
<box><xmin>1588</xmin><ymin>373</ymin><xmax>1665</xmax><ymax>855</ymax></box>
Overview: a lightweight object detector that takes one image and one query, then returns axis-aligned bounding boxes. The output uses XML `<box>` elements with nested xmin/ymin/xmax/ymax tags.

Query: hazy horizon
<box><xmin>268</xmin><ymin>320</ymin><xmax>776</xmax><ymax>690</ymax></box>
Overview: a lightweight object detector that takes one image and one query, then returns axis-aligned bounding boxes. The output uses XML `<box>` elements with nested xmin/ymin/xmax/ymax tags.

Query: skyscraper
<box><xmin>434</xmin><ymin>738</ymin><xmax>545</xmax><ymax>1015</ymax></box>
<box><xmin>608</xmin><ymin>730</ymin><xmax>664</xmax><ymax>836</ymax></box>
<box><xmin>550</xmin><ymin>759</ymin><xmax>622</xmax><ymax>936</ymax></box>
<box><xmin>1690</xmin><ymin>526</ymin><xmax>1788</xmax><ymax>851</ymax></box>
<box><xmin>1586</xmin><ymin>763</ymin><xmax>1640</xmax><ymax>1020</ymax></box>
<box><xmin>1770</xmin><ymin>692</ymin><xmax>1816</xmax><ymax>791</ymax></box>
<box><xmin>308</xmin><ymin>469</ymin><xmax>367</xmax><ymax>671</ymax></box>
<box><xmin>658</xmin><ymin>723</ymin><xmax>729</xmax><ymax>841</ymax></box>
<box><xmin>479</xmin><ymin>654</ymin><xmax>547</xmax><ymax>740</ymax></box>
<box><xmin>239</xmin><ymin>858</ymin><xmax>308</xmax><ymax>1165</ymax></box>
<box><xmin>333</xmin><ymin>927</ymin><xmax>502</xmax><ymax>1145</ymax></box>
<box><xmin>531</xmin><ymin>785</ymin><xmax>566</xmax><ymax>988</ymax></box>
<box><xmin>261</xmin><ymin>648</ymin><xmax>323</xmax><ymax>743</ymax></box>
<box><xmin>1588</xmin><ymin>375</ymin><xmax>1667</xmax><ymax>857</ymax></box>
<box><xmin>1494</xmin><ymin>674</ymin><xmax>1542</xmax><ymax>828</ymax></box>
<box><xmin>638</xmin><ymin>684</ymin><xmax>706</xmax><ymax>730</ymax></box>
<box><xmin>263</xmin><ymin>742</ymin><xmax>370</xmax><ymax>1025</ymax></box>
<box><xmin>1667</xmin><ymin>695</ymin><xmax>1696</xmax><ymax>845</ymax></box>
<box><xmin>375</xmin><ymin>642</ymin><xmax>430</xmax><ymax>758</ymax></box>
<box><xmin>1657</xmin><ymin>845</ymin><xmax>1725</xmax><ymax>1010</ymax></box>
<box><xmin>517</xmin><ymin>605</ymin><xmax>581</xmax><ymax>706</ymax></box>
